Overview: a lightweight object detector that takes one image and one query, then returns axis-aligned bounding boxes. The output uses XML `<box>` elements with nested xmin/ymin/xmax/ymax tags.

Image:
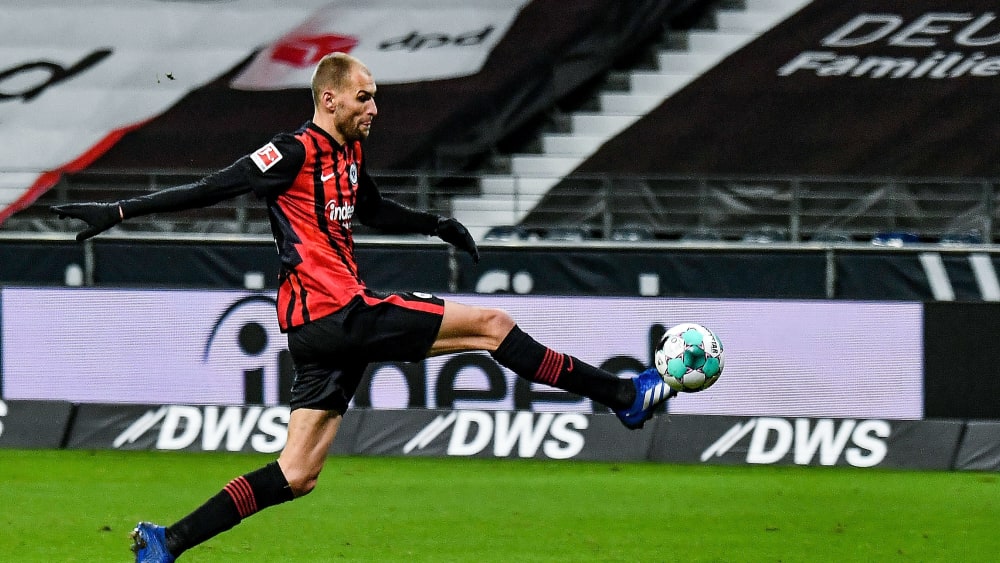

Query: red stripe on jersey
<box><xmin>359</xmin><ymin>292</ymin><xmax>445</xmax><ymax>315</ymax></box>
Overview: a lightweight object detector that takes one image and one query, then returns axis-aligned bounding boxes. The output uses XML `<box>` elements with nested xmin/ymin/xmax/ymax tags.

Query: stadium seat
<box><xmin>939</xmin><ymin>230</ymin><xmax>984</xmax><ymax>246</ymax></box>
<box><xmin>871</xmin><ymin>231</ymin><xmax>920</xmax><ymax>247</ymax></box>
<box><xmin>543</xmin><ymin>226</ymin><xmax>592</xmax><ymax>241</ymax></box>
<box><xmin>810</xmin><ymin>231</ymin><xmax>853</xmax><ymax>243</ymax></box>
<box><xmin>610</xmin><ymin>225</ymin><xmax>654</xmax><ymax>241</ymax></box>
<box><xmin>483</xmin><ymin>225</ymin><xmax>531</xmax><ymax>241</ymax></box>
<box><xmin>680</xmin><ymin>227</ymin><xmax>722</xmax><ymax>242</ymax></box>
<box><xmin>741</xmin><ymin>226</ymin><xmax>789</xmax><ymax>243</ymax></box>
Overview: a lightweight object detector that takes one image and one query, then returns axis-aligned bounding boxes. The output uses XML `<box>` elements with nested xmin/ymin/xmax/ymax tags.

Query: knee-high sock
<box><xmin>164</xmin><ymin>461</ymin><xmax>293</xmax><ymax>557</ymax></box>
<box><xmin>490</xmin><ymin>325</ymin><xmax>635</xmax><ymax>410</ymax></box>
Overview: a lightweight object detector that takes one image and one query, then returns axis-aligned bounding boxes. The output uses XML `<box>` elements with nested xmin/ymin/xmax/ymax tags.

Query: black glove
<box><xmin>435</xmin><ymin>217</ymin><xmax>480</xmax><ymax>263</ymax></box>
<box><xmin>50</xmin><ymin>202</ymin><xmax>121</xmax><ymax>241</ymax></box>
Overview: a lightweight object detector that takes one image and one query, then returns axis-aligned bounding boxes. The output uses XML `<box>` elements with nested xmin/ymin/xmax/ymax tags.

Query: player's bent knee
<box><xmin>482</xmin><ymin>307</ymin><xmax>516</xmax><ymax>338</ymax></box>
<box><xmin>286</xmin><ymin>472</ymin><xmax>320</xmax><ymax>498</ymax></box>
<box><xmin>280</xmin><ymin>465</ymin><xmax>322</xmax><ymax>497</ymax></box>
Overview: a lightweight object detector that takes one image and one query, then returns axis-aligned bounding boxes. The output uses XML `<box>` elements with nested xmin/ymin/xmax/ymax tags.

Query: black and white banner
<box><xmin>0</xmin><ymin>0</ymin><xmax>328</xmax><ymax>222</ymax></box>
<box><xmin>11</xmin><ymin>238</ymin><xmax>1000</xmax><ymax>303</ymax></box>
<box><xmin>57</xmin><ymin>406</ymin><xmax>976</xmax><ymax>472</ymax></box>
<box><xmin>66</xmin><ymin>403</ymin><xmax>362</xmax><ymax>456</ymax></box>
<box><xmin>953</xmin><ymin>421</ymin><xmax>1000</xmax><ymax>471</ymax></box>
<box><xmin>649</xmin><ymin>415</ymin><xmax>964</xmax><ymax>470</ymax></box>
<box><xmin>579</xmin><ymin>0</ymin><xmax>1000</xmax><ymax>178</ymax></box>
<box><xmin>838</xmin><ymin>251</ymin><xmax>1000</xmax><ymax>301</ymax></box>
<box><xmin>353</xmin><ymin>409</ymin><xmax>652</xmax><ymax>461</ymax></box>
<box><xmin>0</xmin><ymin>399</ymin><xmax>73</xmax><ymax>448</ymax></box>
<box><xmin>0</xmin><ymin>0</ymin><xmax>525</xmax><ymax>222</ymax></box>
<box><xmin>231</xmin><ymin>0</ymin><xmax>528</xmax><ymax>89</ymax></box>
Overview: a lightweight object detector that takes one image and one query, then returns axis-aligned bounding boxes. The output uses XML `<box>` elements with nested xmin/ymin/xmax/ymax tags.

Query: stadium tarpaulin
<box><xmin>572</xmin><ymin>0</ymin><xmax>1000</xmax><ymax>178</ymax></box>
<box><xmin>0</xmin><ymin>0</ymin><xmax>332</xmax><ymax>223</ymax></box>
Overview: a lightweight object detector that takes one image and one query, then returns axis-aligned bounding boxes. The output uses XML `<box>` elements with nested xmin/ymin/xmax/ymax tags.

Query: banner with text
<box><xmin>0</xmin><ymin>0</ymin><xmax>328</xmax><ymax>222</ymax></box>
<box><xmin>57</xmin><ymin>405</ymin><xmax>970</xmax><ymax>472</ymax></box>
<box><xmin>1</xmin><ymin>288</ymin><xmax>924</xmax><ymax>419</ymax></box>
<box><xmin>649</xmin><ymin>415</ymin><xmax>963</xmax><ymax>470</ymax></box>
<box><xmin>65</xmin><ymin>403</ymin><xmax>362</xmax><ymax>455</ymax></box>
<box><xmin>579</xmin><ymin>0</ymin><xmax>1000</xmax><ymax>178</ymax></box>
<box><xmin>231</xmin><ymin>0</ymin><xmax>528</xmax><ymax>89</ymax></box>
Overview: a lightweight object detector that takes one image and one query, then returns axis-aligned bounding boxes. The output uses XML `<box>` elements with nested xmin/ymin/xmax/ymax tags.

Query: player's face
<box><xmin>333</xmin><ymin>67</ymin><xmax>377</xmax><ymax>143</ymax></box>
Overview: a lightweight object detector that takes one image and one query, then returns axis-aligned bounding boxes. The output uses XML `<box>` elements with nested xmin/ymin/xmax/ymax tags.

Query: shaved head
<box><xmin>311</xmin><ymin>52</ymin><xmax>370</xmax><ymax>107</ymax></box>
<box><xmin>310</xmin><ymin>52</ymin><xmax>378</xmax><ymax>144</ymax></box>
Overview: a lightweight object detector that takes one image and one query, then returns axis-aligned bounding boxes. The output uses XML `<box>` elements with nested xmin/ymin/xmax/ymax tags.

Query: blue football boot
<box><xmin>615</xmin><ymin>368</ymin><xmax>676</xmax><ymax>429</ymax></box>
<box><xmin>130</xmin><ymin>522</ymin><xmax>175</xmax><ymax>563</ymax></box>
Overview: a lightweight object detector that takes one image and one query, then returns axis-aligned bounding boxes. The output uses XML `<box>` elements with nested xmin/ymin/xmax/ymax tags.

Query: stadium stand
<box><xmin>1</xmin><ymin>0</ymin><xmax>705</xmax><ymax>236</ymax></box>
<box><xmin>453</xmin><ymin>0</ymin><xmax>813</xmax><ymax>237</ymax></box>
<box><xmin>579</xmin><ymin>0</ymin><xmax>1000</xmax><ymax>244</ymax></box>
<box><xmin>3</xmin><ymin>0</ymin><xmax>1000</xmax><ymax>246</ymax></box>
<box><xmin>521</xmin><ymin>0</ymin><xmax>1000</xmax><ymax>242</ymax></box>
<box><xmin>82</xmin><ymin>0</ymin><xmax>698</xmax><ymax>173</ymax></box>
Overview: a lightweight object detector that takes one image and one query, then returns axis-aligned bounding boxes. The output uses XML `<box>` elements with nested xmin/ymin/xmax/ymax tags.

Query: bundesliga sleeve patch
<box><xmin>250</xmin><ymin>142</ymin><xmax>283</xmax><ymax>172</ymax></box>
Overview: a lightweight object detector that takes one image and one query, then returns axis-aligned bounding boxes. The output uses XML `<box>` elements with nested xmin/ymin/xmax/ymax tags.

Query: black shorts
<box><xmin>286</xmin><ymin>290</ymin><xmax>445</xmax><ymax>413</ymax></box>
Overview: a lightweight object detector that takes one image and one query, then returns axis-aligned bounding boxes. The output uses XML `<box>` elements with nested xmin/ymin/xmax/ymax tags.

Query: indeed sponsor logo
<box><xmin>404</xmin><ymin>410</ymin><xmax>588</xmax><ymax>459</ymax></box>
<box><xmin>114</xmin><ymin>405</ymin><xmax>289</xmax><ymax>453</ymax></box>
<box><xmin>702</xmin><ymin>417</ymin><xmax>890</xmax><ymax>468</ymax></box>
<box><xmin>778</xmin><ymin>12</ymin><xmax>1000</xmax><ymax>80</ymax></box>
<box><xmin>326</xmin><ymin>201</ymin><xmax>354</xmax><ymax>224</ymax></box>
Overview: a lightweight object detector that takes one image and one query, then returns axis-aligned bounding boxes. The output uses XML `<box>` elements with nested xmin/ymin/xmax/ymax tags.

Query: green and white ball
<box><xmin>653</xmin><ymin>323</ymin><xmax>724</xmax><ymax>392</ymax></box>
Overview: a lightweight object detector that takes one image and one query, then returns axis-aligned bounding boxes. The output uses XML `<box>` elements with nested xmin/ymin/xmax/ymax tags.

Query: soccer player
<box><xmin>51</xmin><ymin>52</ymin><xmax>674</xmax><ymax>562</ymax></box>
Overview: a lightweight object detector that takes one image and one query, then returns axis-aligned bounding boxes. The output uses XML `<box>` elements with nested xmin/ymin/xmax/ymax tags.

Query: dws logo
<box><xmin>702</xmin><ymin>417</ymin><xmax>890</xmax><ymax>467</ymax></box>
<box><xmin>404</xmin><ymin>411</ymin><xmax>588</xmax><ymax>459</ymax></box>
<box><xmin>114</xmin><ymin>405</ymin><xmax>289</xmax><ymax>453</ymax></box>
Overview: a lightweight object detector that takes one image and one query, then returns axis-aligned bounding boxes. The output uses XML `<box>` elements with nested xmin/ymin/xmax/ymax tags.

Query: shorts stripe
<box><xmin>359</xmin><ymin>291</ymin><xmax>444</xmax><ymax>315</ymax></box>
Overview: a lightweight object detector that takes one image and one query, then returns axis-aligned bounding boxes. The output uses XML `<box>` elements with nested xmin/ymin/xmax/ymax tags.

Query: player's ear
<box><xmin>322</xmin><ymin>90</ymin><xmax>337</xmax><ymax>111</ymax></box>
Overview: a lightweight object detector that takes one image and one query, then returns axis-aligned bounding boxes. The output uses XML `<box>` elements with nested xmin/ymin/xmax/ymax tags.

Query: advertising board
<box><xmin>1</xmin><ymin>288</ymin><xmax>924</xmax><ymax>419</ymax></box>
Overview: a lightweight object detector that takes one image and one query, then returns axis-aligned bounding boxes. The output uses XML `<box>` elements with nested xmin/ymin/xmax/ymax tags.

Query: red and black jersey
<box><xmin>117</xmin><ymin>121</ymin><xmax>440</xmax><ymax>332</ymax></box>
<box><xmin>251</xmin><ymin>124</ymin><xmax>371</xmax><ymax>329</ymax></box>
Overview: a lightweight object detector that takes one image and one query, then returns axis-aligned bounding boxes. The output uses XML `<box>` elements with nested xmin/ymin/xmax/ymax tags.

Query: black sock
<box><xmin>490</xmin><ymin>325</ymin><xmax>635</xmax><ymax>410</ymax></box>
<box><xmin>165</xmin><ymin>461</ymin><xmax>294</xmax><ymax>556</ymax></box>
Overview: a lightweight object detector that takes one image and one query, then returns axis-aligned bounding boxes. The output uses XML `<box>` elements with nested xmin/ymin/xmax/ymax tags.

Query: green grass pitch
<box><xmin>1</xmin><ymin>449</ymin><xmax>997</xmax><ymax>562</ymax></box>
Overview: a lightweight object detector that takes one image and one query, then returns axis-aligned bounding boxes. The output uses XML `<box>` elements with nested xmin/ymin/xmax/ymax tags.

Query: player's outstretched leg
<box><xmin>131</xmin><ymin>522</ymin><xmax>174</xmax><ymax>563</ymax></box>
<box><xmin>613</xmin><ymin>367</ymin><xmax>676</xmax><ymax>429</ymax></box>
<box><xmin>489</xmin><ymin>325</ymin><xmax>673</xmax><ymax>428</ymax></box>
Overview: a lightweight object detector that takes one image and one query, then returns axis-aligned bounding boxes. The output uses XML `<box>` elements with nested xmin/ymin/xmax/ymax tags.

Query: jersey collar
<box><xmin>304</xmin><ymin>120</ymin><xmax>347</xmax><ymax>149</ymax></box>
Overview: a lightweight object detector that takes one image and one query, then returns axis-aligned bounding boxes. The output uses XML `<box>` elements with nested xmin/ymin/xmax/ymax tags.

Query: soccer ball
<box><xmin>653</xmin><ymin>323</ymin><xmax>724</xmax><ymax>392</ymax></box>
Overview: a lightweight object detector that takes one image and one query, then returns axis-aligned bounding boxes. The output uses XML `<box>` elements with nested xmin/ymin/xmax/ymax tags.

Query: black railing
<box><xmin>3</xmin><ymin>169</ymin><xmax>998</xmax><ymax>244</ymax></box>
